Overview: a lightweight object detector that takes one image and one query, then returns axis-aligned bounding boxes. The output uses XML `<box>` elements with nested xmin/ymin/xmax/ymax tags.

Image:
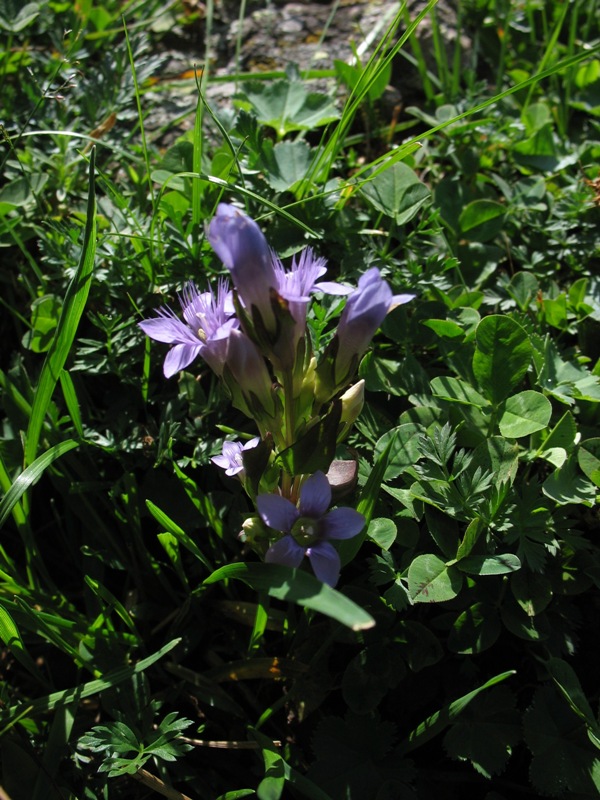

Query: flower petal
<box><xmin>257</xmin><ymin>493</ymin><xmax>299</xmax><ymax>533</ymax></box>
<box><xmin>390</xmin><ymin>293</ymin><xmax>416</xmax><ymax>310</ymax></box>
<box><xmin>265</xmin><ymin>535</ymin><xmax>305</xmax><ymax>568</ymax></box>
<box><xmin>306</xmin><ymin>541</ymin><xmax>340</xmax><ymax>587</ymax></box>
<box><xmin>321</xmin><ymin>507</ymin><xmax>365</xmax><ymax>540</ymax></box>
<box><xmin>314</xmin><ymin>280</ymin><xmax>353</xmax><ymax>295</ymax></box>
<box><xmin>163</xmin><ymin>343</ymin><xmax>202</xmax><ymax>378</ymax></box>
<box><xmin>298</xmin><ymin>471</ymin><xmax>331</xmax><ymax>518</ymax></box>
<box><xmin>138</xmin><ymin>313</ymin><xmax>199</xmax><ymax>346</ymax></box>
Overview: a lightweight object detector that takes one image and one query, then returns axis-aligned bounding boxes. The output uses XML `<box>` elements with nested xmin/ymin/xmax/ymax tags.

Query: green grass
<box><xmin>1</xmin><ymin>0</ymin><xmax>600</xmax><ymax>798</ymax></box>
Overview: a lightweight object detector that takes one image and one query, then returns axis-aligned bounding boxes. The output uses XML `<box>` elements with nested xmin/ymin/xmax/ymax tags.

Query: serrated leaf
<box><xmin>307</xmin><ymin>712</ymin><xmax>401</xmax><ymax>799</ymax></box>
<box><xmin>443</xmin><ymin>687</ymin><xmax>520</xmax><ymax>778</ymax></box>
<box><xmin>524</xmin><ymin>686</ymin><xmax>600</xmax><ymax>796</ymax></box>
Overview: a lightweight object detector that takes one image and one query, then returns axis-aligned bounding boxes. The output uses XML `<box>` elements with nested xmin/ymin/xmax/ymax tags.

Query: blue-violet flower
<box><xmin>211</xmin><ymin>438</ymin><xmax>260</xmax><ymax>478</ymax></box>
<box><xmin>208</xmin><ymin>203</ymin><xmax>278</xmax><ymax>332</ymax></box>
<box><xmin>139</xmin><ymin>280</ymin><xmax>237</xmax><ymax>378</ymax></box>
<box><xmin>257</xmin><ymin>471</ymin><xmax>364</xmax><ymax>586</ymax></box>
<box><xmin>333</xmin><ymin>267</ymin><xmax>415</xmax><ymax>384</ymax></box>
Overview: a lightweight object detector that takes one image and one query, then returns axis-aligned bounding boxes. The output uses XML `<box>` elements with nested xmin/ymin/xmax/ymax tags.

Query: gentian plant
<box><xmin>140</xmin><ymin>203</ymin><xmax>414</xmax><ymax>586</ymax></box>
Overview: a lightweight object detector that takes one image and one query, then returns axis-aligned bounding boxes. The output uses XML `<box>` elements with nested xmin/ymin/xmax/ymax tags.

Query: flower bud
<box><xmin>338</xmin><ymin>379</ymin><xmax>365</xmax><ymax>440</ymax></box>
<box><xmin>207</xmin><ymin>204</ymin><xmax>277</xmax><ymax>333</ymax></box>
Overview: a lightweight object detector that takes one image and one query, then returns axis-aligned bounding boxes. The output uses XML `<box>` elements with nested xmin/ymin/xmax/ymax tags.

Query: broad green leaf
<box><xmin>472</xmin><ymin>315</ymin><xmax>532</xmax><ymax>405</ymax></box>
<box><xmin>578</xmin><ymin>438</ymin><xmax>600</xmax><ymax>487</ymax></box>
<box><xmin>542</xmin><ymin>455</ymin><xmax>597</xmax><ymax>506</ymax></box>
<box><xmin>472</xmin><ymin>436</ymin><xmax>519</xmax><ymax>487</ymax></box>
<box><xmin>511</xmin><ymin>570</ymin><xmax>553</xmax><ymax>617</ymax></box>
<box><xmin>374</xmin><ymin>423</ymin><xmax>422</xmax><ymax>481</ymax></box>
<box><xmin>498</xmin><ymin>390</ymin><xmax>552</xmax><ymax>437</ymax></box>
<box><xmin>541</xmin><ymin>410</ymin><xmax>577</xmax><ymax>453</ymax></box>
<box><xmin>447</xmin><ymin>603</ymin><xmax>501</xmax><ymax>655</ymax></box>
<box><xmin>407</xmin><ymin>554</ymin><xmax>463</xmax><ymax>603</ymax></box>
<box><xmin>263</xmin><ymin>140</ymin><xmax>313</xmax><ymax>192</ymax></box>
<box><xmin>204</xmin><ymin>563</ymin><xmax>374</xmax><ymax>631</ymax></box>
<box><xmin>358</xmin><ymin>161</ymin><xmax>431</xmax><ymax>225</ymax></box>
<box><xmin>0</xmin><ymin>3</ymin><xmax>41</xmax><ymax>33</ymax></box>
<box><xmin>430</xmin><ymin>375</ymin><xmax>490</xmax><ymax>408</ymax></box>
<box><xmin>366</xmin><ymin>518</ymin><xmax>396</xmax><ymax>550</ymax></box>
<box><xmin>507</xmin><ymin>271</ymin><xmax>539</xmax><ymax>311</ymax></box>
<box><xmin>457</xmin><ymin>554</ymin><xmax>521</xmax><ymax>576</ymax></box>
<box><xmin>421</xmin><ymin>318</ymin><xmax>465</xmax><ymax>339</ymax></box>
<box><xmin>238</xmin><ymin>77</ymin><xmax>339</xmax><ymax>137</ymax></box>
<box><xmin>459</xmin><ymin>199</ymin><xmax>506</xmax><ymax>242</ymax></box>
<box><xmin>277</xmin><ymin>401</ymin><xmax>341</xmax><ymax>476</ymax></box>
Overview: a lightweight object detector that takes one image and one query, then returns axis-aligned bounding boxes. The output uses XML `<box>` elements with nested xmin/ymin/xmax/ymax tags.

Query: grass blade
<box><xmin>24</xmin><ymin>149</ymin><xmax>97</xmax><ymax>466</ymax></box>
<box><xmin>0</xmin><ymin>439</ymin><xmax>80</xmax><ymax>529</ymax></box>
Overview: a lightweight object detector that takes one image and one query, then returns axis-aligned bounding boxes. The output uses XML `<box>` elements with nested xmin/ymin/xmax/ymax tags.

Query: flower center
<box><xmin>291</xmin><ymin>516</ymin><xmax>318</xmax><ymax>548</ymax></box>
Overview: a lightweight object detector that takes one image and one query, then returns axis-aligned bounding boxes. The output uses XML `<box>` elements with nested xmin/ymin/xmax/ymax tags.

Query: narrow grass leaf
<box><xmin>146</xmin><ymin>499</ymin><xmax>213</xmax><ymax>571</ymax></box>
<box><xmin>0</xmin><ymin>638</ymin><xmax>181</xmax><ymax>731</ymax></box>
<box><xmin>24</xmin><ymin>150</ymin><xmax>96</xmax><ymax>465</ymax></box>
<box><xmin>0</xmin><ymin>603</ymin><xmax>49</xmax><ymax>687</ymax></box>
<box><xmin>204</xmin><ymin>563</ymin><xmax>374</xmax><ymax>631</ymax></box>
<box><xmin>0</xmin><ymin>439</ymin><xmax>79</xmax><ymax>529</ymax></box>
<box><xmin>399</xmin><ymin>670</ymin><xmax>517</xmax><ymax>755</ymax></box>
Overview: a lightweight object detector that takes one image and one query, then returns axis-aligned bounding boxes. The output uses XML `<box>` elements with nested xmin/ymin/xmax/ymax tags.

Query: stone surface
<box><xmin>145</xmin><ymin>0</ymin><xmax>469</xmax><ymax>142</ymax></box>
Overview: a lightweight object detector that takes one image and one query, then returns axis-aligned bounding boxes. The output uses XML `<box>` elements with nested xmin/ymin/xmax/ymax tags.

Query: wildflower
<box><xmin>207</xmin><ymin>203</ymin><xmax>278</xmax><ymax>332</ymax></box>
<box><xmin>223</xmin><ymin>329</ymin><xmax>277</xmax><ymax>421</ymax></box>
<box><xmin>274</xmin><ymin>247</ymin><xmax>351</xmax><ymax>319</ymax></box>
<box><xmin>139</xmin><ymin>280</ymin><xmax>237</xmax><ymax>378</ymax></box>
<box><xmin>257</xmin><ymin>471</ymin><xmax>364</xmax><ymax>586</ymax></box>
<box><xmin>332</xmin><ymin>268</ymin><xmax>414</xmax><ymax>386</ymax></box>
<box><xmin>211</xmin><ymin>438</ymin><xmax>260</xmax><ymax>478</ymax></box>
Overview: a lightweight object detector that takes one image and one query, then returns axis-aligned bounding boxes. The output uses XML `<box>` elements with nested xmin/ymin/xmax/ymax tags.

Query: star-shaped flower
<box><xmin>257</xmin><ymin>471</ymin><xmax>364</xmax><ymax>586</ymax></box>
<box><xmin>139</xmin><ymin>280</ymin><xmax>237</xmax><ymax>378</ymax></box>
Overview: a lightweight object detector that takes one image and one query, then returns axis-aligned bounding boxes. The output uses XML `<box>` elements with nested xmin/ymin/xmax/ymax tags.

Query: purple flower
<box><xmin>273</xmin><ymin>247</ymin><xmax>351</xmax><ymax>337</ymax></box>
<box><xmin>211</xmin><ymin>437</ymin><xmax>260</xmax><ymax>478</ymax></box>
<box><xmin>223</xmin><ymin>329</ymin><xmax>276</xmax><ymax>420</ymax></box>
<box><xmin>139</xmin><ymin>280</ymin><xmax>237</xmax><ymax>378</ymax></box>
<box><xmin>207</xmin><ymin>203</ymin><xmax>278</xmax><ymax>332</ymax></box>
<box><xmin>257</xmin><ymin>471</ymin><xmax>364</xmax><ymax>586</ymax></box>
<box><xmin>333</xmin><ymin>268</ymin><xmax>414</xmax><ymax>384</ymax></box>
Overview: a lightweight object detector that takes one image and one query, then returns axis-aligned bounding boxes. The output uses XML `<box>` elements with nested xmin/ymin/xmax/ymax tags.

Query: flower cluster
<box><xmin>140</xmin><ymin>203</ymin><xmax>414</xmax><ymax>586</ymax></box>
